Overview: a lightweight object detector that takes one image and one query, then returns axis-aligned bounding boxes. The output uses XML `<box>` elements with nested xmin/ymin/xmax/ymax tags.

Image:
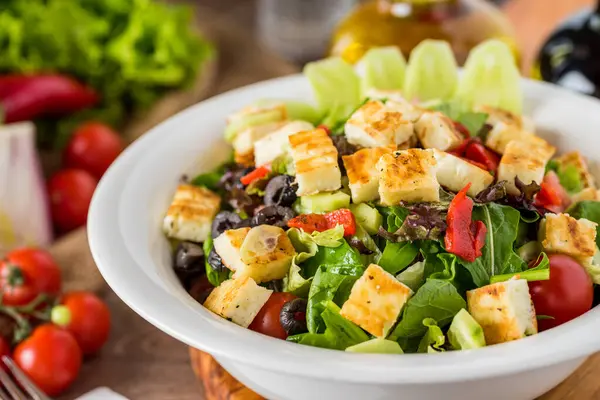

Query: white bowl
<box><xmin>88</xmin><ymin>75</ymin><xmax>600</xmax><ymax>400</ymax></box>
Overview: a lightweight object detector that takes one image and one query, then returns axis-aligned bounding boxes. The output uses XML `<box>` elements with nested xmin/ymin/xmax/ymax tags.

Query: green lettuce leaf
<box><xmin>489</xmin><ymin>253</ymin><xmax>550</xmax><ymax>283</ymax></box>
<box><xmin>301</xmin><ymin>240</ymin><xmax>363</xmax><ymax>278</ymax></box>
<box><xmin>203</xmin><ymin>237</ymin><xmax>228</xmax><ymax>287</ymax></box>
<box><xmin>389</xmin><ymin>279</ymin><xmax>466</xmax><ymax>341</ymax></box>
<box><xmin>417</xmin><ymin>318</ymin><xmax>446</xmax><ymax>353</ymax></box>
<box><xmin>396</xmin><ymin>261</ymin><xmax>426</xmax><ymax>292</ymax></box>
<box><xmin>460</xmin><ymin>203</ymin><xmax>526</xmax><ymax>287</ymax></box>
<box><xmin>306</xmin><ymin>265</ymin><xmax>364</xmax><ymax>334</ymax></box>
<box><xmin>378</xmin><ymin>242</ymin><xmax>418</xmax><ymax>275</ymax></box>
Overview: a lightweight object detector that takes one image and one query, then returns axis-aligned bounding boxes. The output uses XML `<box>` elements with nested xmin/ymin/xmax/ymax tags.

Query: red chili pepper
<box><xmin>287</xmin><ymin>208</ymin><xmax>356</xmax><ymax>236</ymax></box>
<box><xmin>449</xmin><ymin>138</ymin><xmax>471</xmax><ymax>157</ymax></box>
<box><xmin>317</xmin><ymin>124</ymin><xmax>331</xmax><ymax>135</ymax></box>
<box><xmin>464</xmin><ymin>142</ymin><xmax>501</xmax><ymax>172</ymax></box>
<box><xmin>240</xmin><ymin>166</ymin><xmax>270</xmax><ymax>186</ymax></box>
<box><xmin>1</xmin><ymin>75</ymin><xmax>98</xmax><ymax>123</ymax></box>
<box><xmin>533</xmin><ymin>171</ymin><xmax>570</xmax><ymax>213</ymax></box>
<box><xmin>445</xmin><ymin>183</ymin><xmax>487</xmax><ymax>262</ymax></box>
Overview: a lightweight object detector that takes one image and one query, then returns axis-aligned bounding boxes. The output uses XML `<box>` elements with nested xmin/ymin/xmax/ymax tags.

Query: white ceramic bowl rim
<box><xmin>89</xmin><ymin>75</ymin><xmax>600</xmax><ymax>385</ymax></box>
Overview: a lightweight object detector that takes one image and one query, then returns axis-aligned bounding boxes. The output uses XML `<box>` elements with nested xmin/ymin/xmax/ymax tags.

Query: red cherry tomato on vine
<box><xmin>63</xmin><ymin>122</ymin><xmax>124</xmax><ymax>180</ymax></box>
<box><xmin>0</xmin><ymin>248</ymin><xmax>61</xmax><ymax>306</ymax></box>
<box><xmin>249</xmin><ymin>292</ymin><xmax>296</xmax><ymax>339</ymax></box>
<box><xmin>529</xmin><ymin>254</ymin><xmax>593</xmax><ymax>331</ymax></box>
<box><xmin>52</xmin><ymin>291</ymin><xmax>111</xmax><ymax>356</ymax></box>
<box><xmin>47</xmin><ymin>169</ymin><xmax>98</xmax><ymax>232</ymax></box>
<box><xmin>13</xmin><ymin>324</ymin><xmax>82</xmax><ymax>397</ymax></box>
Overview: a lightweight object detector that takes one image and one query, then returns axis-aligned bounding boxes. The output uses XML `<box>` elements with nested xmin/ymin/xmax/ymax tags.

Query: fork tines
<box><xmin>0</xmin><ymin>356</ymin><xmax>52</xmax><ymax>400</ymax></box>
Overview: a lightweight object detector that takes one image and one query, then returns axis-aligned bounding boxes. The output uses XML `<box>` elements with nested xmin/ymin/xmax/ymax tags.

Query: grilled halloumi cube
<box><xmin>467</xmin><ymin>279</ymin><xmax>537</xmax><ymax>345</ymax></box>
<box><xmin>541</xmin><ymin>213</ymin><xmax>597</xmax><ymax>261</ymax></box>
<box><xmin>414</xmin><ymin>111</ymin><xmax>463</xmax><ymax>151</ymax></box>
<box><xmin>365</xmin><ymin>89</ymin><xmax>425</xmax><ymax>122</ymax></box>
<box><xmin>497</xmin><ymin>140</ymin><xmax>556</xmax><ymax>195</ymax></box>
<box><xmin>433</xmin><ymin>150</ymin><xmax>494</xmax><ymax>197</ymax></box>
<box><xmin>203</xmin><ymin>277</ymin><xmax>272</xmax><ymax>328</ymax></box>
<box><xmin>377</xmin><ymin>149</ymin><xmax>440</xmax><ymax>205</ymax></box>
<box><xmin>343</xmin><ymin>146</ymin><xmax>396</xmax><ymax>203</ymax></box>
<box><xmin>340</xmin><ymin>264</ymin><xmax>413</xmax><ymax>338</ymax></box>
<box><xmin>213</xmin><ymin>227</ymin><xmax>251</xmax><ymax>272</ymax></box>
<box><xmin>345</xmin><ymin>100</ymin><xmax>415</xmax><ymax>148</ymax></box>
<box><xmin>555</xmin><ymin>151</ymin><xmax>596</xmax><ymax>189</ymax></box>
<box><xmin>253</xmin><ymin>120</ymin><xmax>315</xmax><ymax>167</ymax></box>
<box><xmin>571</xmin><ymin>188</ymin><xmax>600</xmax><ymax>204</ymax></box>
<box><xmin>475</xmin><ymin>105</ymin><xmax>535</xmax><ymax>133</ymax></box>
<box><xmin>233</xmin><ymin>122</ymin><xmax>286</xmax><ymax>166</ymax></box>
<box><xmin>289</xmin><ymin>128</ymin><xmax>341</xmax><ymax>196</ymax></box>
<box><xmin>163</xmin><ymin>184</ymin><xmax>221</xmax><ymax>243</ymax></box>
<box><xmin>485</xmin><ymin>123</ymin><xmax>553</xmax><ymax>155</ymax></box>
<box><xmin>214</xmin><ymin>226</ymin><xmax>295</xmax><ymax>283</ymax></box>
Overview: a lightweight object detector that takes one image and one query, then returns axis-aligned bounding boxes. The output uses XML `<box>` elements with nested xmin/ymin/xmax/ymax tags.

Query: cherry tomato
<box><xmin>13</xmin><ymin>324</ymin><xmax>82</xmax><ymax>396</ymax></box>
<box><xmin>54</xmin><ymin>291</ymin><xmax>111</xmax><ymax>355</ymax></box>
<box><xmin>0</xmin><ymin>248</ymin><xmax>61</xmax><ymax>306</ymax></box>
<box><xmin>47</xmin><ymin>169</ymin><xmax>98</xmax><ymax>232</ymax></box>
<box><xmin>63</xmin><ymin>122</ymin><xmax>124</xmax><ymax>180</ymax></box>
<box><xmin>529</xmin><ymin>254</ymin><xmax>593</xmax><ymax>331</ymax></box>
<box><xmin>249</xmin><ymin>292</ymin><xmax>297</xmax><ymax>339</ymax></box>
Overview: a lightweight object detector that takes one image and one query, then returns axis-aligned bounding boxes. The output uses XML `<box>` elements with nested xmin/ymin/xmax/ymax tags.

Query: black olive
<box><xmin>280</xmin><ymin>298</ymin><xmax>308</xmax><ymax>336</ymax></box>
<box><xmin>264</xmin><ymin>175</ymin><xmax>297</xmax><ymax>207</ymax></box>
<box><xmin>174</xmin><ymin>242</ymin><xmax>205</xmax><ymax>275</ymax></box>
<box><xmin>262</xmin><ymin>279</ymin><xmax>283</xmax><ymax>292</ymax></box>
<box><xmin>331</xmin><ymin>135</ymin><xmax>358</xmax><ymax>174</ymax></box>
<box><xmin>251</xmin><ymin>205</ymin><xmax>295</xmax><ymax>228</ymax></box>
<box><xmin>207</xmin><ymin>247</ymin><xmax>226</xmax><ymax>272</ymax></box>
<box><xmin>188</xmin><ymin>276</ymin><xmax>214</xmax><ymax>304</ymax></box>
<box><xmin>211</xmin><ymin>211</ymin><xmax>243</xmax><ymax>238</ymax></box>
<box><xmin>219</xmin><ymin>165</ymin><xmax>253</xmax><ymax>191</ymax></box>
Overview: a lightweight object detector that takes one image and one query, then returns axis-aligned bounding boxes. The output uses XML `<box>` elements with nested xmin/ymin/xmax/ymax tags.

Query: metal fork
<box><xmin>0</xmin><ymin>356</ymin><xmax>52</xmax><ymax>400</ymax></box>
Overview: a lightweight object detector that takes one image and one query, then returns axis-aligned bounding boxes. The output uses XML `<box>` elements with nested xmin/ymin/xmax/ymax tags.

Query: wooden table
<box><xmin>59</xmin><ymin>0</ymin><xmax>598</xmax><ymax>399</ymax></box>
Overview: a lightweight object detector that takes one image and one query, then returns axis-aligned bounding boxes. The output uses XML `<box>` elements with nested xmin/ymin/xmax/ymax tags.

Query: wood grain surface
<box><xmin>50</xmin><ymin>0</ymin><xmax>600</xmax><ymax>399</ymax></box>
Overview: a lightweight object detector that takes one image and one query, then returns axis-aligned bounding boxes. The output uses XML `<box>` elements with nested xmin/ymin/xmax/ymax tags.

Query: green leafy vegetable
<box><xmin>355</xmin><ymin>46</ymin><xmax>406</xmax><ymax>95</ymax></box>
<box><xmin>580</xmin><ymin>246</ymin><xmax>600</xmax><ymax>284</ymax></box>
<box><xmin>456</xmin><ymin>39</ymin><xmax>522</xmax><ymax>114</ymax></box>
<box><xmin>271</xmin><ymin>154</ymin><xmax>295</xmax><ymax>176</ymax></box>
<box><xmin>306</xmin><ymin>265</ymin><xmax>364</xmax><ymax>334</ymax></box>
<box><xmin>461</xmin><ymin>203</ymin><xmax>526</xmax><ymax>286</ymax></box>
<box><xmin>489</xmin><ymin>253</ymin><xmax>550</xmax><ymax>283</ymax></box>
<box><xmin>404</xmin><ymin>40</ymin><xmax>458</xmax><ymax>102</ymax></box>
<box><xmin>378</xmin><ymin>242</ymin><xmax>418</xmax><ymax>275</ymax></box>
<box><xmin>350</xmin><ymin>223</ymin><xmax>382</xmax><ymax>266</ymax></box>
<box><xmin>417</xmin><ymin>318</ymin><xmax>446</xmax><ymax>353</ymax></box>
<box><xmin>289</xmin><ymin>301</ymin><xmax>368</xmax><ymax>350</ymax></box>
<box><xmin>301</xmin><ymin>240</ymin><xmax>363</xmax><ymax>278</ymax></box>
<box><xmin>203</xmin><ymin>237</ymin><xmax>228</xmax><ymax>287</ymax></box>
<box><xmin>546</xmin><ymin>161</ymin><xmax>584</xmax><ymax>194</ymax></box>
<box><xmin>0</xmin><ymin>0</ymin><xmax>214</xmax><ymax>148</ymax></box>
<box><xmin>567</xmin><ymin>201</ymin><xmax>600</xmax><ymax>248</ymax></box>
<box><xmin>378</xmin><ymin>206</ymin><xmax>410</xmax><ymax>232</ymax></box>
<box><xmin>389</xmin><ymin>279</ymin><xmax>466</xmax><ymax>341</ymax></box>
<box><xmin>430</xmin><ymin>101</ymin><xmax>488</xmax><ymax>137</ymax></box>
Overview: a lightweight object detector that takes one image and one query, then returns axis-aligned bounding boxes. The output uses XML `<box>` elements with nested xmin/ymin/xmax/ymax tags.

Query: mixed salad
<box><xmin>162</xmin><ymin>40</ymin><xmax>600</xmax><ymax>354</ymax></box>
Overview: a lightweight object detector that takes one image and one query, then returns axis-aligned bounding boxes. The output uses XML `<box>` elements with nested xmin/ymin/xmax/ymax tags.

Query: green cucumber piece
<box><xmin>346</xmin><ymin>338</ymin><xmax>404</xmax><ymax>354</ymax></box>
<box><xmin>300</xmin><ymin>192</ymin><xmax>351</xmax><ymax>214</ymax></box>
<box><xmin>350</xmin><ymin>203</ymin><xmax>383</xmax><ymax>235</ymax></box>
<box><xmin>447</xmin><ymin>309</ymin><xmax>486</xmax><ymax>350</ymax></box>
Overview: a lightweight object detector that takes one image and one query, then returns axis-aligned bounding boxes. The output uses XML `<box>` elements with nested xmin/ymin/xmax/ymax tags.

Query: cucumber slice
<box><xmin>456</xmin><ymin>39</ymin><xmax>522</xmax><ymax>114</ymax></box>
<box><xmin>224</xmin><ymin>106</ymin><xmax>286</xmax><ymax>142</ymax></box>
<box><xmin>350</xmin><ymin>203</ymin><xmax>383</xmax><ymax>235</ymax></box>
<box><xmin>300</xmin><ymin>192</ymin><xmax>351</xmax><ymax>214</ymax></box>
<box><xmin>253</xmin><ymin>99</ymin><xmax>323</xmax><ymax>125</ymax></box>
<box><xmin>447</xmin><ymin>309</ymin><xmax>486</xmax><ymax>350</ymax></box>
<box><xmin>346</xmin><ymin>338</ymin><xmax>404</xmax><ymax>354</ymax></box>
<box><xmin>404</xmin><ymin>40</ymin><xmax>458</xmax><ymax>102</ymax></box>
<box><xmin>304</xmin><ymin>57</ymin><xmax>361</xmax><ymax>114</ymax></box>
<box><xmin>355</xmin><ymin>46</ymin><xmax>406</xmax><ymax>95</ymax></box>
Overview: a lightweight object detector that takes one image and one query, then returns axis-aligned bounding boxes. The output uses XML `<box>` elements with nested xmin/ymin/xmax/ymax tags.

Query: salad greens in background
<box><xmin>0</xmin><ymin>0</ymin><xmax>214</xmax><ymax>148</ymax></box>
<box><xmin>167</xmin><ymin>38</ymin><xmax>600</xmax><ymax>356</ymax></box>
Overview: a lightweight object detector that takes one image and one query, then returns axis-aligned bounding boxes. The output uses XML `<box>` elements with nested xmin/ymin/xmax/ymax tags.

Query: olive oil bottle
<box><xmin>535</xmin><ymin>2</ymin><xmax>600</xmax><ymax>98</ymax></box>
<box><xmin>328</xmin><ymin>0</ymin><xmax>519</xmax><ymax>65</ymax></box>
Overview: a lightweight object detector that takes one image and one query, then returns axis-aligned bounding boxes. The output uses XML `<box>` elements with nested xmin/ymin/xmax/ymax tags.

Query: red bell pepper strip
<box><xmin>452</xmin><ymin>121</ymin><xmax>470</xmax><ymax>139</ymax></box>
<box><xmin>1</xmin><ymin>75</ymin><xmax>99</xmax><ymax>124</ymax></box>
<box><xmin>317</xmin><ymin>124</ymin><xmax>331</xmax><ymax>135</ymax></box>
<box><xmin>464</xmin><ymin>141</ymin><xmax>500</xmax><ymax>172</ymax></box>
<box><xmin>460</xmin><ymin>157</ymin><xmax>489</xmax><ymax>171</ymax></box>
<box><xmin>533</xmin><ymin>171</ymin><xmax>570</xmax><ymax>213</ymax></box>
<box><xmin>448</xmin><ymin>138</ymin><xmax>471</xmax><ymax>157</ymax></box>
<box><xmin>445</xmin><ymin>183</ymin><xmax>487</xmax><ymax>262</ymax></box>
<box><xmin>287</xmin><ymin>208</ymin><xmax>356</xmax><ymax>236</ymax></box>
<box><xmin>0</xmin><ymin>75</ymin><xmax>32</xmax><ymax>99</ymax></box>
<box><xmin>240</xmin><ymin>166</ymin><xmax>270</xmax><ymax>185</ymax></box>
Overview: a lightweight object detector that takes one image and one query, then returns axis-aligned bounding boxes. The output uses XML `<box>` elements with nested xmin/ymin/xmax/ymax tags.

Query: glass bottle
<box><xmin>328</xmin><ymin>0</ymin><xmax>519</xmax><ymax>65</ymax></box>
<box><xmin>535</xmin><ymin>1</ymin><xmax>600</xmax><ymax>98</ymax></box>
